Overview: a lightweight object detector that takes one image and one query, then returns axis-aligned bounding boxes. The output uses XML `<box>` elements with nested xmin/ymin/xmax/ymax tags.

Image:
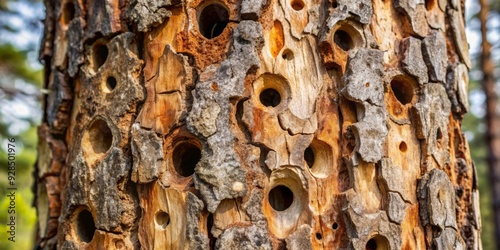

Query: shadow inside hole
<box><xmin>332</xmin><ymin>222</ymin><xmax>339</xmax><ymax>230</ymax></box>
<box><xmin>316</xmin><ymin>233</ymin><xmax>323</xmax><ymax>240</ymax></box>
<box><xmin>334</xmin><ymin>30</ymin><xmax>354</xmax><ymax>51</ymax></box>
<box><xmin>198</xmin><ymin>3</ymin><xmax>229</xmax><ymax>39</ymax></box>
<box><xmin>425</xmin><ymin>0</ymin><xmax>435</xmax><ymax>10</ymax></box>
<box><xmin>62</xmin><ymin>1</ymin><xmax>76</xmax><ymax>25</ymax></box>
<box><xmin>282</xmin><ymin>49</ymin><xmax>294</xmax><ymax>60</ymax></box>
<box><xmin>173</xmin><ymin>142</ymin><xmax>201</xmax><ymax>177</ymax></box>
<box><xmin>260</xmin><ymin>88</ymin><xmax>281</xmax><ymax>107</ymax></box>
<box><xmin>92</xmin><ymin>43</ymin><xmax>109</xmax><ymax>72</ymax></box>
<box><xmin>390</xmin><ymin>78</ymin><xmax>414</xmax><ymax>105</ymax></box>
<box><xmin>268</xmin><ymin>185</ymin><xmax>294</xmax><ymax>211</ymax></box>
<box><xmin>106</xmin><ymin>76</ymin><xmax>117</xmax><ymax>92</ymax></box>
<box><xmin>399</xmin><ymin>141</ymin><xmax>407</xmax><ymax>152</ymax></box>
<box><xmin>155</xmin><ymin>211</ymin><xmax>170</xmax><ymax>229</ymax></box>
<box><xmin>76</xmin><ymin>209</ymin><xmax>96</xmax><ymax>243</ymax></box>
<box><xmin>304</xmin><ymin>146</ymin><xmax>315</xmax><ymax>168</ymax></box>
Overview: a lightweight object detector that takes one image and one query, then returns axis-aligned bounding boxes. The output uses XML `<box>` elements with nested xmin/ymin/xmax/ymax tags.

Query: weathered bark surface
<box><xmin>35</xmin><ymin>0</ymin><xmax>481</xmax><ymax>249</ymax></box>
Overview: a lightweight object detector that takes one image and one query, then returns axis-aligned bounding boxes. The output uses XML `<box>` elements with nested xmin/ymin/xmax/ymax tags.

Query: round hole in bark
<box><xmin>334</xmin><ymin>30</ymin><xmax>354</xmax><ymax>51</ymax></box>
<box><xmin>316</xmin><ymin>233</ymin><xmax>323</xmax><ymax>240</ymax></box>
<box><xmin>332</xmin><ymin>222</ymin><xmax>339</xmax><ymax>230</ymax></box>
<box><xmin>399</xmin><ymin>141</ymin><xmax>407</xmax><ymax>152</ymax></box>
<box><xmin>198</xmin><ymin>3</ymin><xmax>229</xmax><ymax>39</ymax></box>
<box><xmin>390</xmin><ymin>77</ymin><xmax>414</xmax><ymax>105</ymax></box>
<box><xmin>173</xmin><ymin>142</ymin><xmax>201</xmax><ymax>177</ymax></box>
<box><xmin>92</xmin><ymin>42</ymin><xmax>108</xmax><ymax>72</ymax></box>
<box><xmin>62</xmin><ymin>1</ymin><xmax>76</xmax><ymax>25</ymax></box>
<box><xmin>260</xmin><ymin>88</ymin><xmax>281</xmax><ymax>107</ymax></box>
<box><xmin>76</xmin><ymin>209</ymin><xmax>96</xmax><ymax>243</ymax></box>
<box><xmin>282</xmin><ymin>49</ymin><xmax>294</xmax><ymax>60</ymax></box>
<box><xmin>105</xmin><ymin>76</ymin><xmax>117</xmax><ymax>92</ymax></box>
<box><xmin>82</xmin><ymin>118</ymin><xmax>113</xmax><ymax>165</ymax></box>
<box><xmin>155</xmin><ymin>211</ymin><xmax>170</xmax><ymax>229</ymax></box>
<box><xmin>305</xmin><ymin>139</ymin><xmax>333</xmax><ymax>178</ymax></box>
<box><xmin>304</xmin><ymin>146</ymin><xmax>315</xmax><ymax>168</ymax></box>
<box><xmin>291</xmin><ymin>0</ymin><xmax>305</xmax><ymax>10</ymax></box>
<box><xmin>268</xmin><ymin>185</ymin><xmax>294</xmax><ymax>211</ymax></box>
<box><xmin>366</xmin><ymin>235</ymin><xmax>390</xmax><ymax>250</ymax></box>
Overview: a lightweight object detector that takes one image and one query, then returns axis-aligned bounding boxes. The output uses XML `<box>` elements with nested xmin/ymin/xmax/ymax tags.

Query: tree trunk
<box><xmin>35</xmin><ymin>0</ymin><xmax>481</xmax><ymax>249</ymax></box>
<box><xmin>479</xmin><ymin>0</ymin><xmax>500</xmax><ymax>245</ymax></box>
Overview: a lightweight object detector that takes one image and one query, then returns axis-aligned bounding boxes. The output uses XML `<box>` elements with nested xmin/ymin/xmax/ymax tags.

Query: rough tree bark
<box><xmin>35</xmin><ymin>0</ymin><xmax>481</xmax><ymax>249</ymax></box>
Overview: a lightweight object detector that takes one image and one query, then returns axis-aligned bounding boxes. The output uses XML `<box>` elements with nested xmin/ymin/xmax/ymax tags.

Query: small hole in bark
<box><xmin>282</xmin><ymin>49</ymin><xmax>294</xmax><ymax>60</ymax></box>
<box><xmin>291</xmin><ymin>0</ymin><xmax>305</xmax><ymax>10</ymax></box>
<box><xmin>155</xmin><ymin>211</ymin><xmax>170</xmax><ymax>229</ymax></box>
<box><xmin>332</xmin><ymin>0</ymin><xmax>338</xmax><ymax>8</ymax></box>
<box><xmin>316</xmin><ymin>233</ymin><xmax>323</xmax><ymax>240</ymax></box>
<box><xmin>334</xmin><ymin>30</ymin><xmax>354</xmax><ymax>51</ymax></box>
<box><xmin>105</xmin><ymin>76</ymin><xmax>117</xmax><ymax>92</ymax></box>
<box><xmin>76</xmin><ymin>209</ymin><xmax>96</xmax><ymax>243</ymax></box>
<box><xmin>425</xmin><ymin>0</ymin><xmax>435</xmax><ymax>10</ymax></box>
<box><xmin>62</xmin><ymin>1</ymin><xmax>76</xmax><ymax>25</ymax></box>
<box><xmin>399</xmin><ymin>141</ymin><xmax>407</xmax><ymax>152</ymax></box>
<box><xmin>82</xmin><ymin>118</ymin><xmax>113</xmax><ymax>165</ymax></box>
<box><xmin>92</xmin><ymin>42</ymin><xmax>108</xmax><ymax>72</ymax></box>
<box><xmin>173</xmin><ymin>142</ymin><xmax>201</xmax><ymax>177</ymax></box>
<box><xmin>115</xmin><ymin>240</ymin><xmax>125</xmax><ymax>249</ymax></box>
<box><xmin>260</xmin><ymin>88</ymin><xmax>281</xmax><ymax>107</ymax></box>
<box><xmin>304</xmin><ymin>146</ymin><xmax>315</xmax><ymax>168</ymax></box>
<box><xmin>269</xmin><ymin>185</ymin><xmax>294</xmax><ymax>211</ymax></box>
<box><xmin>436</xmin><ymin>128</ymin><xmax>444</xmax><ymax>148</ymax></box>
<box><xmin>390</xmin><ymin>78</ymin><xmax>414</xmax><ymax>105</ymax></box>
<box><xmin>198</xmin><ymin>3</ymin><xmax>229</xmax><ymax>39</ymax></box>
<box><xmin>366</xmin><ymin>235</ymin><xmax>390</xmax><ymax>250</ymax></box>
<box><xmin>332</xmin><ymin>222</ymin><xmax>339</xmax><ymax>230</ymax></box>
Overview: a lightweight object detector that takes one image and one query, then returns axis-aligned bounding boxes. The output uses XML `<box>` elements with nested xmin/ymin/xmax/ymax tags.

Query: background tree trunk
<box><xmin>35</xmin><ymin>0</ymin><xmax>481</xmax><ymax>249</ymax></box>
<box><xmin>478</xmin><ymin>0</ymin><xmax>500</xmax><ymax>245</ymax></box>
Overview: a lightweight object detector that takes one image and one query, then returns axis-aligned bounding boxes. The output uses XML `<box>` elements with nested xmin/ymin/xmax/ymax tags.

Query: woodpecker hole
<box><xmin>62</xmin><ymin>1</ymin><xmax>76</xmax><ymax>25</ymax></box>
<box><xmin>291</xmin><ymin>0</ymin><xmax>305</xmax><ymax>10</ymax></box>
<box><xmin>260</xmin><ymin>88</ymin><xmax>281</xmax><ymax>107</ymax></box>
<box><xmin>155</xmin><ymin>211</ymin><xmax>170</xmax><ymax>229</ymax></box>
<box><xmin>75</xmin><ymin>209</ymin><xmax>96</xmax><ymax>243</ymax></box>
<box><xmin>173</xmin><ymin>142</ymin><xmax>201</xmax><ymax>177</ymax></box>
<box><xmin>92</xmin><ymin>42</ymin><xmax>109</xmax><ymax>72</ymax></box>
<box><xmin>198</xmin><ymin>3</ymin><xmax>229</xmax><ymax>39</ymax></box>
<box><xmin>390</xmin><ymin>77</ymin><xmax>414</xmax><ymax>105</ymax></box>
<box><xmin>268</xmin><ymin>185</ymin><xmax>294</xmax><ymax>211</ymax></box>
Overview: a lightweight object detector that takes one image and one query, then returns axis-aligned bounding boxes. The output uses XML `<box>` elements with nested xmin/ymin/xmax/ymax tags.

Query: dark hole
<box><xmin>155</xmin><ymin>211</ymin><xmax>170</xmax><ymax>229</ymax></box>
<box><xmin>76</xmin><ymin>209</ymin><xmax>96</xmax><ymax>243</ymax></box>
<box><xmin>304</xmin><ymin>146</ymin><xmax>315</xmax><ymax>168</ymax></box>
<box><xmin>173</xmin><ymin>142</ymin><xmax>201</xmax><ymax>177</ymax></box>
<box><xmin>316</xmin><ymin>233</ymin><xmax>323</xmax><ymax>240</ymax></box>
<box><xmin>282</xmin><ymin>49</ymin><xmax>294</xmax><ymax>60</ymax></box>
<box><xmin>198</xmin><ymin>3</ymin><xmax>229</xmax><ymax>39</ymax></box>
<box><xmin>62</xmin><ymin>1</ymin><xmax>76</xmax><ymax>25</ymax></box>
<box><xmin>259</xmin><ymin>88</ymin><xmax>281</xmax><ymax>107</ymax></box>
<box><xmin>268</xmin><ymin>185</ymin><xmax>294</xmax><ymax>211</ymax></box>
<box><xmin>291</xmin><ymin>0</ymin><xmax>305</xmax><ymax>10</ymax></box>
<box><xmin>334</xmin><ymin>30</ymin><xmax>354</xmax><ymax>51</ymax></box>
<box><xmin>93</xmin><ymin>43</ymin><xmax>108</xmax><ymax>72</ymax></box>
<box><xmin>390</xmin><ymin>79</ymin><xmax>413</xmax><ymax>105</ymax></box>
<box><xmin>332</xmin><ymin>0</ymin><xmax>338</xmax><ymax>8</ymax></box>
<box><xmin>332</xmin><ymin>222</ymin><xmax>339</xmax><ymax>230</ymax></box>
<box><xmin>399</xmin><ymin>141</ymin><xmax>407</xmax><ymax>152</ymax></box>
<box><xmin>366</xmin><ymin>239</ymin><xmax>377</xmax><ymax>250</ymax></box>
<box><xmin>106</xmin><ymin>76</ymin><xmax>117</xmax><ymax>91</ymax></box>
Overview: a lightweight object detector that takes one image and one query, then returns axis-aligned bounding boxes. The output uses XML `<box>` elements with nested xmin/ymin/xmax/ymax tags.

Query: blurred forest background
<box><xmin>0</xmin><ymin>0</ymin><xmax>498</xmax><ymax>249</ymax></box>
